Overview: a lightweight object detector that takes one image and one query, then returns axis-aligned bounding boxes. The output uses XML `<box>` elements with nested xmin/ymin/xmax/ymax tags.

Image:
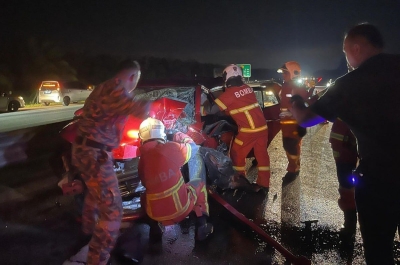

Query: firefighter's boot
<box><xmin>342</xmin><ymin>210</ymin><xmax>357</xmax><ymax>234</ymax></box>
<box><xmin>338</xmin><ymin>187</ymin><xmax>357</xmax><ymax>239</ymax></box>
<box><xmin>148</xmin><ymin>219</ymin><xmax>164</xmax><ymax>243</ymax></box>
<box><xmin>195</xmin><ymin>214</ymin><xmax>213</xmax><ymax>241</ymax></box>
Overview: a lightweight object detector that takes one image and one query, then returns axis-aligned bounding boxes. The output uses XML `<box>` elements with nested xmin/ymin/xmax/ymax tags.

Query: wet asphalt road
<box><xmin>0</xmin><ymin>122</ymin><xmax>399</xmax><ymax>264</ymax></box>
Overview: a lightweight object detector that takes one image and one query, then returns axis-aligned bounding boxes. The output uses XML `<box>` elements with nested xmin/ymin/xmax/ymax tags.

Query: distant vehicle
<box><xmin>38</xmin><ymin>80</ymin><xmax>93</xmax><ymax>106</ymax></box>
<box><xmin>0</xmin><ymin>92</ymin><xmax>26</xmax><ymax>112</ymax></box>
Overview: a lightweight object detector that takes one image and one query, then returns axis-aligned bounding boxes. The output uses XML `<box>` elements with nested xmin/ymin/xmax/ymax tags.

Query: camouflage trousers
<box><xmin>72</xmin><ymin>144</ymin><xmax>122</xmax><ymax>265</ymax></box>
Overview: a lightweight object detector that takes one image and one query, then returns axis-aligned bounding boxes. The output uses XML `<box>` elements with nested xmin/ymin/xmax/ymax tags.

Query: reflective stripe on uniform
<box><xmin>148</xmin><ymin>198</ymin><xmax>191</xmax><ymax>221</ymax></box>
<box><xmin>146</xmin><ymin>177</ymin><xmax>191</xmax><ymax>221</ymax></box>
<box><xmin>187</xmin><ymin>185</ymin><xmax>198</xmax><ymax>204</ymax></box>
<box><xmin>229</xmin><ymin>103</ymin><xmax>260</xmax><ymax>130</ymax></box>
<box><xmin>146</xmin><ymin>177</ymin><xmax>185</xmax><ymax>200</ymax></box>
<box><xmin>200</xmin><ymin>106</ymin><xmax>206</xmax><ymax>116</ymax></box>
<box><xmin>234</xmin><ymin>138</ymin><xmax>243</xmax><ymax>146</ymax></box>
<box><xmin>257</xmin><ymin>166</ymin><xmax>270</xmax><ymax>172</ymax></box>
<box><xmin>233</xmin><ymin>165</ymin><xmax>246</xmax><ymax>172</ymax></box>
<box><xmin>200</xmin><ymin>185</ymin><xmax>209</xmax><ymax>214</ymax></box>
<box><xmin>229</xmin><ymin>103</ymin><xmax>260</xmax><ymax>115</ymax></box>
<box><xmin>330</xmin><ymin>132</ymin><xmax>345</xmax><ymax>141</ymax></box>
<box><xmin>214</xmin><ymin>98</ymin><xmax>227</xmax><ymax>110</ymax></box>
<box><xmin>184</xmin><ymin>143</ymin><xmax>192</xmax><ymax>164</ymax></box>
<box><xmin>240</xmin><ymin>124</ymin><xmax>268</xmax><ymax>133</ymax></box>
<box><xmin>332</xmin><ymin>150</ymin><xmax>340</xmax><ymax>158</ymax></box>
<box><xmin>280</xmin><ymin>120</ymin><xmax>298</xmax><ymax>125</ymax></box>
<box><xmin>286</xmin><ymin>153</ymin><xmax>299</xmax><ymax>159</ymax></box>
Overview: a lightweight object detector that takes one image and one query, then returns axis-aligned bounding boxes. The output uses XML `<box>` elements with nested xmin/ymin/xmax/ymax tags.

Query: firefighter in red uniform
<box><xmin>137</xmin><ymin>118</ymin><xmax>213</xmax><ymax>242</ymax></box>
<box><xmin>277</xmin><ymin>61</ymin><xmax>310</xmax><ymax>177</ymax></box>
<box><xmin>211</xmin><ymin>64</ymin><xmax>271</xmax><ymax>192</ymax></box>
<box><xmin>298</xmin><ymin>75</ymin><xmax>358</xmax><ymax>239</ymax></box>
<box><xmin>329</xmin><ymin>117</ymin><xmax>358</xmax><ymax>237</ymax></box>
<box><xmin>329</xmin><ymin>62</ymin><xmax>359</xmax><ymax>238</ymax></box>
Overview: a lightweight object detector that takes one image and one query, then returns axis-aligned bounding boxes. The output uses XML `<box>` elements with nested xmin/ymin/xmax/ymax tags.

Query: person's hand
<box><xmin>290</xmin><ymin>94</ymin><xmax>307</xmax><ymax>110</ymax></box>
<box><xmin>131</xmin><ymin>99</ymin><xmax>153</xmax><ymax>119</ymax></box>
<box><xmin>165</xmin><ymin>129</ymin><xmax>179</xmax><ymax>141</ymax></box>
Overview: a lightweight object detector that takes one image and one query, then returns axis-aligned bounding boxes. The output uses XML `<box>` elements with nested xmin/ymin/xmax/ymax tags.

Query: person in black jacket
<box><xmin>290</xmin><ymin>23</ymin><xmax>400</xmax><ymax>265</ymax></box>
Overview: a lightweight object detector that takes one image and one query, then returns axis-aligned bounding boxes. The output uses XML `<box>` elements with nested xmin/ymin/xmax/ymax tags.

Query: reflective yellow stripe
<box><xmin>234</xmin><ymin>138</ymin><xmax>243</xmax><ymax>145</ymax></box>
<box><xmin>146</xmin><ymin>177</ymin><xmax>191</xmax><ymax>221</ymax></box>
<box><xmin>147</xmin><ymin>177</ymin><xmax>185</xmax><ymax>200</ymax></box>
<box><xmin>229</xmin><ymin>103</ymin><xmax>259</xmax><ymax>115</ymax></box>
<box><xmin>245</xmin><ymin>111</ymin><xmax>255</xmax><ymax>128</ymax></box>
<box><xmin>233</xmin><ymin>166</ymin><xmax>246</xmax><ymax>171</ymax></box>
<box><xmin>280</xmin><ymin>120</ymin><xmax>298</xmax><ymax>124</ymax></box>
<box><xmin>184</xmin><ymin>143</ymin><xmax>192</xmax><ymax>164</ymax></box>
<box><xmin>330</xmin><ymin>132</ymin><xmax>344</xmax><ymax>141</ymax></box>
<box><xmin>200</xmin><ymin>185</ymin><xmax>209</xmax><ymax>215</ymax></box>
<box><xmin>188</xmin><ymin>185</ymin><xmax>197</xmax><ymax>202</ymax></box>
<box><xmin>229</xmin><ymin>103</ymin><xmax>260</xmax><ymax>130</ymax></box>
<box><xmin>150</xmin><ymin>196</ymin><xmax>191</xmax><ymax>221</ymax></box>
<box><xmin>240</xmin><ymin>124</ymin><xmax>268</xmax><ymax>133</ymax></box>
<box><xmin>286</xmin><ymin>153</ymin><xmax>299</xmax><ymax>159</ymax></box>
<box><xmin>280</xmin><ymin>108</ymin><xmax>288</xmax><ymax>111</ymax></box>
<box><xmin>200</xmin><ymin>106</ymin><xmax>206</xmax><ymax>116</ymax></box>
<box><xmin>257</xmin><ymin>166</ymin><xmax>270</xmax><ymax>171</ymax></box>
<box><xmin>214</xmin><ymin>98</ymin><xmax>227</xmax><ymax>110</ymax></box>
<box><xmin>332</xmin><ymin>150</ymin><xmax>340</xmax><ymax>158</ymax></box>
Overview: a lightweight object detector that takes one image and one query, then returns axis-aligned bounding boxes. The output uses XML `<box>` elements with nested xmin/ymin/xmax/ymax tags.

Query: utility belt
<box><xmin>75</xmin><ymin>135</ymin><xmax>113</xmax><ymax>152</ymax></box>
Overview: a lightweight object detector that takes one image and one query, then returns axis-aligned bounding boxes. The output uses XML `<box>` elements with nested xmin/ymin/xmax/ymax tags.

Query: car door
<box><xmin>252</xmin><ymin>83</ymin><xmax>282</xmax><ymax>146</ymax></box>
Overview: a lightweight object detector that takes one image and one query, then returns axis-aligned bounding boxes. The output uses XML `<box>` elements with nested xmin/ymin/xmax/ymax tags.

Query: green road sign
<box><xmin>238</xmin><ymin>64</ymin><xmax>251</xmax><ymax>78</ymax></box>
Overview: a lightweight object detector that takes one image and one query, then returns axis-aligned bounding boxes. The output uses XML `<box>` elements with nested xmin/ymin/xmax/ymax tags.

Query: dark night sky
<box><xmin>2</xmin><ymin>0</ymin><xmax>400</xmax><ymax>76</ymax></box>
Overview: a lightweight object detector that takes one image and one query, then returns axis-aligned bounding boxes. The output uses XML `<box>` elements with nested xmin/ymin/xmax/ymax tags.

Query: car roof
<box><xmin>137</xmin><ymin>77</ymin><xmax>224</xmax><ymax>89</ymax></box>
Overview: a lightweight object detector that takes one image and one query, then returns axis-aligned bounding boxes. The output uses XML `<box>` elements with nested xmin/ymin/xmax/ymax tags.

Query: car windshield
<box><xmin>252</xmin><ymin>87</ymin><xmax>279</xmax><ymax>108</ymax></box>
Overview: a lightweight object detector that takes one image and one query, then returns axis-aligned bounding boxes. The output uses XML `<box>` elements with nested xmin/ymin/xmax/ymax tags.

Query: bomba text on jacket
<box><xmin>234</xmin><ymin>86</ymin><xmax>253</xmax><ymax>98</ymax></box>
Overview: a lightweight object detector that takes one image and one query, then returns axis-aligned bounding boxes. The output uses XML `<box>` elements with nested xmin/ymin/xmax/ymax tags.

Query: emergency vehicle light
<box><xmin>127</xmin><ymin>130</ymin><xmax>139</xmax><ymax>139</ymax></box>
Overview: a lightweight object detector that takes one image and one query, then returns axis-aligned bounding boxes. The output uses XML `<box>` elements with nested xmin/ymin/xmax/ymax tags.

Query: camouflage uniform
<box><xmin>72</xmin><ymin>78</ymin><xmax>149</xmax><ymax>265</ymax></box>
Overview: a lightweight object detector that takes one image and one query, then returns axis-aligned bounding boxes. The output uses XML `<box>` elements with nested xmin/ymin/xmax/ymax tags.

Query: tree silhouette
<box><xmin>0</xmin><ymin>36</ymin><xmax>78</xmax><ymax>103</ymax></box>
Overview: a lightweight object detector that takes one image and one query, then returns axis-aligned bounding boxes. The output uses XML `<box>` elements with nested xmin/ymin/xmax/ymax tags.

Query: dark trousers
<box><xmin>355</xmin><ymin>177</ymin><xmax>400</xmax><ymax>265</ymax></box>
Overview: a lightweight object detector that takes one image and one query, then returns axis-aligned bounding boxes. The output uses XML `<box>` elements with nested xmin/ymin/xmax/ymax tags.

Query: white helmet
<box><xmin>222</xmin><ymin>64</ymin><xmax>242</xmax><ymax>82</ymax></box>
<box><xmin>277</xmin><ymin>61</ymin><xmax>301</xmax><ymax>80</ymax></box>
<box><xmin>138</xmin><ymin>117</ymin><xmax>166</xmax><ymax>142</ymax></box>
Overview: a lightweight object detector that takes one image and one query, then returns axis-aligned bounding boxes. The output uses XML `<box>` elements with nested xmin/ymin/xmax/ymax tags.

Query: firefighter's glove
<box><xmin>165</xmin><ymin>129</ymin><xmax>179</xmax><ymax>141</ymax></box>
<box><xmin>173</xmin><ymin>131</ymin><xmax>194</xmax><ymax>144</ymax></box>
